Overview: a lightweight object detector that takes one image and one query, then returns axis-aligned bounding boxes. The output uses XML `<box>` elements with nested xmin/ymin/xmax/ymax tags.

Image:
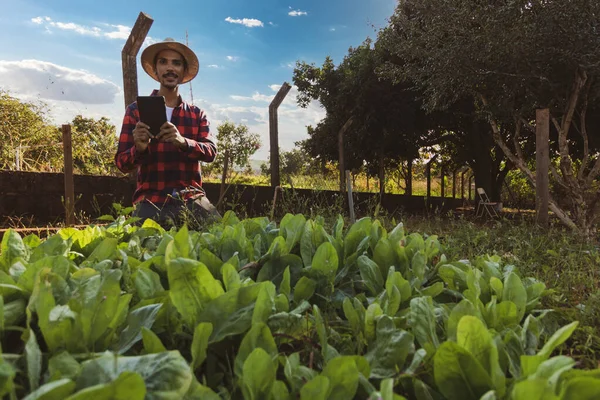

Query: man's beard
<box><xmin>161</xmin><ymin>73</ymin><xmax>180</xmax><ymax>88</ymax></box>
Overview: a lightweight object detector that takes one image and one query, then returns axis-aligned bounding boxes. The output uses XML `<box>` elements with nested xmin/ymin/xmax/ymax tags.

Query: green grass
<box><xmin>205</xmin><ymin>172</ymin><xmax>466</xmax><ymax>197</ymax></box>
<box><xmin>399</xmin><ymin>215</ymin><xmax>600</xmax><ymax>368</ymax></box>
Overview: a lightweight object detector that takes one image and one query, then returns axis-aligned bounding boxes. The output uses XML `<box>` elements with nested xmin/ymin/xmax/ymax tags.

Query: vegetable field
<box><xmin>0</xmin><ymin>212</ymin><xmax>598</xmax><ymax>399</ymax></box>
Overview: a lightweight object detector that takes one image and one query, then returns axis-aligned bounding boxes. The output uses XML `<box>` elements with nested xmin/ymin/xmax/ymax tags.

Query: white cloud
<box><xmin>207</xmin><ymin>64</ymin><xmax>221</xmax><ymax>69</ymax></box>
<box><xmin>288</xmin><ymin>7</ymin><xmax>308</xmax><ymax>17</ymax></box>
<box><xmin>0</xmin><ymin>59</ymin><xmax>120</xmax><ymax>105</ymax></box>
<box><xmin>230</xmin><ymin>92</ymin><xmax>274</xmax><ymax>102</ymax></box>
<box><xmin>212</xmin><ymin>106</ymin><xmax>266</xmax><ymax>125</ymax></box>
<box><xmin>0</xmin><ymin>60</ymin><xmax>125</xmax><ymax>127</ymax></box>
<box><xmin>142</xmin><ymin>37</ymin><xmax>160</xmax><ymax>48</ymax></box>
<box><xmin>226</xmin><ymin>56</ymin><xmax>239</xmax><ymax>62</ymax></box>
<box><xmin>330</xmin><ymin>27</ymin><xmax>336</xmax><ymax>32</ymax></box>
<box><xmin>102</xmin><ymin>24</ymin><xmax>130</xmax><ymax>40</ymax></box>
<box><xmin>29</xmin><ymin>16</ymin><xmax>155</xmax><ymax>43</ymax></box>
<box><xmin>224</xmin><ymin>16</ymin><xmax>264</xmax><ymax>28</ymax></box>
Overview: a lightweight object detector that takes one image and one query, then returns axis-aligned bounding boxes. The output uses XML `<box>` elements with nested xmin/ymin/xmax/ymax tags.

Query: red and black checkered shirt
<box><xmin>115</xmin><ymin>90</ymin><xmax>217</xmax><ymax>205</ymax></box>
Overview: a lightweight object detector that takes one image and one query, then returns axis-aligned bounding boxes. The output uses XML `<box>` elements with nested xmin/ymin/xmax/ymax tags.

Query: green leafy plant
<box><xmin>0</xmin><ymin>212</ymin><xmax>597</xmax><ymax>399</ymax></box>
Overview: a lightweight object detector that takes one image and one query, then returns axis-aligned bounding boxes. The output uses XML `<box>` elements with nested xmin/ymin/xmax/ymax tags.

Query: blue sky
<box><xmin>0</xmin><ymin>0</ymin><xmax>396</xmax><ymax>160</ymax></box>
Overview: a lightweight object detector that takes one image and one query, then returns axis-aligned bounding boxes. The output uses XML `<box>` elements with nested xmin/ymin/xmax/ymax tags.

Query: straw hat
<box><xmin>140</xmin><ymin>37</ymin><xmax>199</xmax><ymax>84</ymax></box>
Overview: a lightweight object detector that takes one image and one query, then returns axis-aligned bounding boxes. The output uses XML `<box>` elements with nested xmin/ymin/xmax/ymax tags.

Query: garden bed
<box><xmin>0</xmin><ymin>211</ymin><xmax>598</xmax><ymax>399</ymax></box>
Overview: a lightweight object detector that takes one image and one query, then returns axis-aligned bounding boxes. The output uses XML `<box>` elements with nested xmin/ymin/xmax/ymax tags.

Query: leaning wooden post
<box><xmin>269</xmin><ymin>82</ymin><xmax>292</xmax><ymax>187</ymax></box>
<box><xmin>270</xmin><ymin>186</ymin><xmax>282</xmax><ymax>221</ymax></box>
<box><xmin>122</xmin><ymin>12</ymin><xmax>153</xmax><ymax>108</ymax></box>
<box><xmin>536</xmin><ymin>108</ymin><xmax>550</xmax><ymax>228</ymax></box>
<box><xmin>338</xmin><ymin>117</ymin><xmax>354</xmax><ymax>193</ymax></box>
<box><xmin>62</xmin><ymin>125</ymin><xmax>75</xmax><ymax>227</ymax></box>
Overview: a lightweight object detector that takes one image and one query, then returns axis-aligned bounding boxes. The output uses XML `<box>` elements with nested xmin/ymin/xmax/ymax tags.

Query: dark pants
<box><xmin>133</xmin><ymin>196</ymin><xmax>221</xmax><ymax>229</ymax></box>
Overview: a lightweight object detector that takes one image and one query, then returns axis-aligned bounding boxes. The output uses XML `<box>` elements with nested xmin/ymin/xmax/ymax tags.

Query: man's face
<box><xmin>154</xmin><ymin>49</ymin><xmax>186</xmax><ymax>89</ymax></box>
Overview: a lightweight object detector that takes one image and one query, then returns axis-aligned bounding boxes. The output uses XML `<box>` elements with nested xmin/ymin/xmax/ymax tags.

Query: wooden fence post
<box><xmin>468</xmin><ymin>175</ymin><xmax>474</xmax><ymax>201</ymax></box>
<box><xmin>440</xmin><ymin>165</ymin><xmax>446</xmax><ymax>198</ymax></box>
<box><xmin>405</xmin><ymin>159</ymin><xmax>413</xmax><ymax>196</ymax></box>
<box><xmin>346</xmin><ymin>170</ymin><xmax>355</xmax><ymax>223</ymax></box>
<box><xmin>62</xmin><ymin>125</ymin><xmax>75</xmax><ymax>226</ymax></box>
<box><xmin>426</xmin><ymin>161</ymin><xmax>432</xmax><ymax>198</ymax></box>
<box><xmin>269</xmin><ymin>82</ymin><xmax>292</xmax><ymax>187</ymax></box>
<box><xmin>122</xmin><ymin>12</ymin><xmax>154</xmax><ymax>108</ymax></box>
<box><xmin>452</xmin><ymin>168</ymin><xmax>458</xmax><ymax>198</ymax></box>
<box><xmin>536</xmin><ymin>108</ymin><xmax>550</xmax><ymax>228</ymax></box>
<box><xmin>461</xmin><ymin>169</ymin><xmax>467</xmax><ymax>200</ymax></box>
<box><xmin>338</xmin><ymin>117</ymin><xmax>354</xmax><ymax>193</ymax></box>
<box><xmin>426</xmin><ymin>154</ymin><xmax>438</xmax><ymax>198</ymax></box>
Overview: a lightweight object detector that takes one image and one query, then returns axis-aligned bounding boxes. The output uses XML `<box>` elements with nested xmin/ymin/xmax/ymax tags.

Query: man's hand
<box><xmin>133</xmin><ymin>121</ymin><xmax>152</xmax><ymax>153</ymax></box>
<box><xmin>157</xmin><ymin>122</ymin><xmax>187</xmax><ymax>149</ymax></box>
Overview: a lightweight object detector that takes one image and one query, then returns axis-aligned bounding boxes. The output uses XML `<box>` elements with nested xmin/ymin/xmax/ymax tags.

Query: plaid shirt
<box><xmin>115</xmin><ymin>90</ymin><xmax>217</xmax><ymax>205</ymax></box>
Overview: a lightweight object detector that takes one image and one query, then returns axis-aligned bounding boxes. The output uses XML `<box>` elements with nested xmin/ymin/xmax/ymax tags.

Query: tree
<box><xmin>208</xmin><ymin>121</ymin><xmax>261</xmax><ymax>204</ymax></box>
<box><xmin>281</xmin><ymin>148</ymin><xmax>311</xmax><ymax>178</ymax></box>
<box><xmin>70</xmin><ymin>115</ymin><xmax>120</xmax><ymax>176</ymax></box>
<box><xmin>294</xmin><ymin>38</ymin><xmax>513</xmax><ymax>200</ymax></box>
<box><xmin>0</xmin><ymin>90</ymin><xmax>62</xmax><ymax>171</ymax></box>
<box><xmin>381</xmin><ymin>0</ymin><xmax>600</xmax><ymax>234</ymax></box>
<box><xmin>0</xmin><ymin>91</ymin><xmax>119</xmax><ymax>175</ymax></box>
<box><xmin>260</xmin><ymin>147</ymin><xmax>316</xmax><ymax>183</ymax></box>
<box><xmin>425</xmin><ymin>100</ymin><xmax>516</xmax><ymax>201</ymax></box>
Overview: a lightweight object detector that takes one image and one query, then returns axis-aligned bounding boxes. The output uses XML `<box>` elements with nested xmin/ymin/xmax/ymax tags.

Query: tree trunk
<box><xmin>469</xmin><ymin>121</ymin><xmax>500</xmax><ymax>201</ymax></box>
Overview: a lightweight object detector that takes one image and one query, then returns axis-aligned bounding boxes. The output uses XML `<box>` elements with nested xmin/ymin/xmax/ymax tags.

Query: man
<box><xmin>115</xmin><ymin>37</ymin><xmax>219</xmax><ymax>228</ymax></box>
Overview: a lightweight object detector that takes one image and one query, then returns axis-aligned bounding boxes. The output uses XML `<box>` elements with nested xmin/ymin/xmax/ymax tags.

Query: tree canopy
<box><xmin>292</xmin><ymin>0</ymin><xmax>600</xmax><ymax>233</ymax></box>
<box><xmin>293</xmin><ymin>37</ymin><xmax>513</xmax><ymax>199</ymax></box>
<box><xmin>378</xmin><ymin>0</ymin><xmax>600</xmax><ymax>233</ymax></box>
<box><xmin>293</xmin><ymin>39</ymin><xmax>431</xmax><ymax>194</ymax></box>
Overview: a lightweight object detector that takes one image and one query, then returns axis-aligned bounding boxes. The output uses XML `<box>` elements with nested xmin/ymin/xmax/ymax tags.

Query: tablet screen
<box><xmin>137</xmin><ymin>96</ymin><xmax>167</xmax><ymax>137</ymax></box>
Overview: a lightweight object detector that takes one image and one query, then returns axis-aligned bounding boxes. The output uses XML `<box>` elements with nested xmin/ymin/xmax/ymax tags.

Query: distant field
<box><xmin>204</xmin><ymin>171</ymin><xmax>467</xmax><ymax>198</ymax></box>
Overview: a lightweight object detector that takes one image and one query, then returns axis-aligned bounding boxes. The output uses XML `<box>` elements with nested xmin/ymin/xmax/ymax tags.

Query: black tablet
<box><xmin>137</xmin><ymin>96</ymin><xmax>167</xmax><ymax>137</ymax></box>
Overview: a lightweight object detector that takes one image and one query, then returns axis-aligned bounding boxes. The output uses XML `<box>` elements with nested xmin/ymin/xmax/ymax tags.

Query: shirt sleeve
<box><xmin>114</xmin><ymin>104</ymin><xmax>149</xmax><ymax>173</ymax></box>
<box><xmin>180</xmin><ymin>109</ymin><xmax>218</xmax><ymax>162</ymax></box>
